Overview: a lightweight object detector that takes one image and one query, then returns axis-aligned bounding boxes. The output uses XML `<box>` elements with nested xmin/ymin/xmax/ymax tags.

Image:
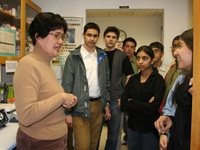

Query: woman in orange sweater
<box><xmin>13</xmin><ymin>12</ymin><xmax>77</xmax><ymax>150</ymax></box>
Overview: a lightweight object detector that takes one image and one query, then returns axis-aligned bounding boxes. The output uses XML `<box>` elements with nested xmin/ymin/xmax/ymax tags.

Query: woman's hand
<box><xmin>62</xmin><ymin>93</ymin><xmax>78</xmax><ymax>108</ymax></box>
<box><xmin>188</xmin><ymin>77</ymin><xmax>194</xmax><ymax>95</ymax></box>
<box><xmin>159</xmin><ymin>134</ymin><xmax>168</xmax><ymax>150</ymax></box>
<box><xmin>154</xmin><ymin>116</ymin><xmax>172</xmax><ymax>133</ymax></box>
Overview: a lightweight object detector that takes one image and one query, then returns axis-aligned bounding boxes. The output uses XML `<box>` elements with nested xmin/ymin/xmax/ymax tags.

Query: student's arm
<box><xmin>162</xmin><ymin>77</ymin><xmax>180</xmax><ymax>116</ymax></box>
<box><xmin>123</xmin><ymin>56</ymin><xmax>134</xmax><ymax>84</ymax></box>
<box><xmin>126</xmin><ymin>75</ymin><xmax>166</xmax><ymax>116</ymax></box>
<box><xmin>118</xmin><ymin>56</ymin><xmax>134</xmax><ymax>108</ymax></box>
<box><xmin>121</xmin><ymin>77</ymin><xmax>133</xmax><ymax>113</ymax></box>
<box><xmin>125</xmin><ymin>74</ymin><xmax>132</xmax><ymax>84</ymax></box>
<box><xmin>62</xmin><ymin>54</ymin><xmax>75</xmax><ymax>127</ymax></box>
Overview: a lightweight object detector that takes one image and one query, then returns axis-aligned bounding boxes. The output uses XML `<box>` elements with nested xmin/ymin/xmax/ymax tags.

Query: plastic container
<box><xmin>11</xmin><ymin>8</ymin><xmax>16</xmax><ymax>16</ymax></box>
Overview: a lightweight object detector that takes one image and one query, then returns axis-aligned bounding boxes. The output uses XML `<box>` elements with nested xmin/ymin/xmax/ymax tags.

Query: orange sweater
<box><xmin>13</xmin><ymin>46</ymin><xmax>67</xmax><ymax>140</ymax></box>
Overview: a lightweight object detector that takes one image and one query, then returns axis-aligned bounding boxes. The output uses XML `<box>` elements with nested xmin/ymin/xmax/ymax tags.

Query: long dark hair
<box><xmin>172</xmin><ymin>29</ymin><xmax>193</xmax><ymax>104</ymax></box>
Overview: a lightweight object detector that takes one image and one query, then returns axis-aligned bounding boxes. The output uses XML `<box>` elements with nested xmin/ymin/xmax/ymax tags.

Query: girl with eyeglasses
<box><xmin>154</xmin><ymin>29</ymin><xmax>193</xmax><ymax>150</ymax></box>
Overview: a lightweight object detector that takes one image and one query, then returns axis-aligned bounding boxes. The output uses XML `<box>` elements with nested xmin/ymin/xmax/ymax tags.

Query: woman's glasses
<box><xmin>49</xmin><ymin>32</ymin><xmax>67</xmax><ymax>41</ymax></box>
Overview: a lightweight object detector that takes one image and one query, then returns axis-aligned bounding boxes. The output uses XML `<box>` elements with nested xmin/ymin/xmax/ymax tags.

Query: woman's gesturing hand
<box><xmin>62</xmin><ymin>93</ymin><xmax>78</xmax><ymax>108</ymax></box>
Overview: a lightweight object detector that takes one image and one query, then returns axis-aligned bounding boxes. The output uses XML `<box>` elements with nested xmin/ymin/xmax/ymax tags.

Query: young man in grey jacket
<box><xmin>103</xmin><ymin>26</ymin><xmax>134</xmax><ymax>150</ymax></box>
<box><xmin>62</xmin><ymin>22</ymin><xmax>111</xmax><ymax>150</ymax></box>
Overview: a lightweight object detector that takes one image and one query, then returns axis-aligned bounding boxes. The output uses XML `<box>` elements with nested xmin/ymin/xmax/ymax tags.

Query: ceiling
<box><xmin>86</xmin><ymin>9</ymin><xmax>163</xmax><ymax>17</ymax></box>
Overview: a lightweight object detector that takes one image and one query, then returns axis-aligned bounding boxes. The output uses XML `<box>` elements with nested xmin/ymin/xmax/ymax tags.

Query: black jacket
<box><xmin>121</xmin><ymin>68</ymin><xmax>166</xmax><ymax>133</ymax></box>
<box><xmin>168</xmin><ymin>74</ymin><xmax>192</xmax><ymax>150</ymax></box>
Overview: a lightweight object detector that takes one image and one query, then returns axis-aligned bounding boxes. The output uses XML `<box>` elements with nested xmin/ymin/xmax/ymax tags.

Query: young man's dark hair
<box><xmin>103</xmin><ymin>26</ymin><xmax>120</xmax><ymax>39</ymax></box>
<box><xmin>83</xmin><ymin>22</ymin><xmax>100</xmax><ymax>35</ymax></box>
<box><xmin>123</xmin><ymin>37</ymin><xmax>137</xmax><ymax>47</ymax></box>
<box><xmin>149</xmin><ymin>42</ymin><xmax>164</xmax><ymax>52</ymax></box>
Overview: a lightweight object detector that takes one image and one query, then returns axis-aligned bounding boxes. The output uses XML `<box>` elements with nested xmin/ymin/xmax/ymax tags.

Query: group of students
<box><xmin>13</xmin><ymin>12</ymin><xmax>193</xmax><ymax>150</ymax></box>
<box><xmin>121</xmin><ymin>29</ymin><xmax>193</xmax><ymax>150</ymax></box>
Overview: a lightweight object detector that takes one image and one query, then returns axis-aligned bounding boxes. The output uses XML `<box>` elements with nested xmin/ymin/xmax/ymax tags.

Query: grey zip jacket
<box><xmin>62</xmin><ymin>45</ymin><xmax>110</xmax><ymax>117</ymax></box>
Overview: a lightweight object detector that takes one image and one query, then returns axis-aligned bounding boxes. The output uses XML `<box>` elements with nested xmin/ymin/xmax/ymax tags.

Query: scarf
<box><xmin>168</xmin><ymin>79</ymin><xmax>192</xmax><ymax>150</ymax></box>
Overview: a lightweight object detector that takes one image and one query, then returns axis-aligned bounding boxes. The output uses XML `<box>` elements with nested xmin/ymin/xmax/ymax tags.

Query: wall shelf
<box><xmin>0</xmin><ymin>0</ymin><xmax>41</xmax><ymax>64</ymax></box>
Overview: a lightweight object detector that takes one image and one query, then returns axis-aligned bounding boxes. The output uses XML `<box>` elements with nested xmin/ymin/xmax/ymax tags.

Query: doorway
<box><xmin>86</xmin><ymin>9</ymin><xmax>164</xmax><ymax>49</ymax></box>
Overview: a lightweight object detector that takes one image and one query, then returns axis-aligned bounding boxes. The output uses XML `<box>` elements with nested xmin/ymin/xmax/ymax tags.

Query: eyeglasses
<box><xmin>85</xmin><ymin>33</ymin><xmax>99</xmax><ymax>38</ymax></box>
<box><xmin>49</xmin><ymin>32</ymin><xmax>67</xmax><ymax>41</ymax></box>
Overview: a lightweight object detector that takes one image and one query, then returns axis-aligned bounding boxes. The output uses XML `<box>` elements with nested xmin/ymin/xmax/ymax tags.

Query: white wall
<box><xmin>32</xmin><ymin>0</ymin><xmax>193</xmax><ymax>65</ymax></box>
<box><xmin>87</xmin><ymin>16</ymin><xmax>162</xmax><ymax>51</ymax></box>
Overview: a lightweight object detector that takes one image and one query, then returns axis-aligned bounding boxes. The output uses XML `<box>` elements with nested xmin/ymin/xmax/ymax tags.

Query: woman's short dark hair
<box><xmin>83</xmin><ymin>22</ymin><xmax>100</xmax><ymax>35</ymax></box>
<box><xmin>135</xmin><ymin>45</ymin><xmax>154</xmax><ymax>59</ymax></box>
<box><xmin>28</xmin><ymin>12</ymin><xmax>68</xmax><ymax>45</ymax></box>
